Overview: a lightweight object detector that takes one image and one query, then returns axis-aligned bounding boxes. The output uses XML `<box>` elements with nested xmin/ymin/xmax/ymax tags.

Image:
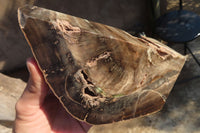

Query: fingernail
<box><xmin>26</xmin><ymin>58</ymin><xmax>31</xmax><ymax>74</ymax></box>
<box><xmin>26</xmin><ymin>57</ymin><xmax>34</xmax><ymax>75</ymax></box>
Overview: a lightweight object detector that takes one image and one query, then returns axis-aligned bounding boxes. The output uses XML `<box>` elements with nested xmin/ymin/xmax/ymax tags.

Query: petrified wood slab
<box><xmin>18</xmin><ymin>6</ymin><xmax>186</xmax><ymax>125</ymax></box>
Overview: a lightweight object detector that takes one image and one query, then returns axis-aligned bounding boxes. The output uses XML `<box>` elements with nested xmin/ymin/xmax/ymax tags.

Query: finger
<box><xmin>18</xmin><ymin>57</ymin><xmax>49</xmax><ymax>108</ymax></box>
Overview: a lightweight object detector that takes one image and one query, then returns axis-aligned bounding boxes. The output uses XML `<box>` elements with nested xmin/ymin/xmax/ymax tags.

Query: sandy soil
<box><xmin>167</xmin><ymin>0</ymin><xmax>200</xmax><ymax>14</ymax></box>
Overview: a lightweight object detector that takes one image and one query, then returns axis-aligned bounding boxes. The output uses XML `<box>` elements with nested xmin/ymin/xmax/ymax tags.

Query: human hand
<box><xmin>13</xmin><ymin>58</ymin><xmax>91</xmax><ymax>133</ymax></box>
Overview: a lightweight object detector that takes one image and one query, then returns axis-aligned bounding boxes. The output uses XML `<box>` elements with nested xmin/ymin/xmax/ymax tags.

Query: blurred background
<box><xmin>0</xmin><ymin>0</ymin><xmax>200</xmax><ymax>133</ymax></box>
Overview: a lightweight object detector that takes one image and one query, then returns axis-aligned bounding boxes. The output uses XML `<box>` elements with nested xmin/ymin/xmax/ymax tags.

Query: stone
<box><xmin>0</xmin><ymin>121</ymin><xmax>13</xmax><ymax>133</ymax></box>
<box><xmin>0</xmin><ymin>0</ymin><xmax>165</xmax><ymax>72</ymax></box>
<box><xmin>89</xmin><ymin>59</ymin><xmax>200</xmax><ymax>133</ymax></box>
<box><xmin>18</xmin><ymin>6</ymin><xmax>185</xmax><ymax>125</ymax></box>
<box><xmin>0</xmin><ymin>73</ymin><xmax>26</xmax><ymax>121</ymax></box>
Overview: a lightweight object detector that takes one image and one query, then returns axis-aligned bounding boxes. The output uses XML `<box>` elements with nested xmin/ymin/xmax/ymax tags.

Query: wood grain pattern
<box><xmin>18</xmin><ymin>5</ymin><xmax>186</xmax><ymax>124</ymax></box>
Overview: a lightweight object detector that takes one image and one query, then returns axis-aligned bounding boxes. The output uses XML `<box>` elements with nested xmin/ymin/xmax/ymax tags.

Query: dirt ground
<box><xmin>167</xmin><ymin>0</ymin><xmax>200</xmax><ymax>14</ymax></box>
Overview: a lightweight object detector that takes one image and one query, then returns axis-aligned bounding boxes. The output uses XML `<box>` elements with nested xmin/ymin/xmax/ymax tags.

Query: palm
<box><xmin>41</xmin><ymin>93</ymin><xmax>90</xmax><ymax>133</ymax></box>
<box><xmin>13</xmin><ymin>58</ymin><xmax>91</xmax><ymax>133</ymax></box>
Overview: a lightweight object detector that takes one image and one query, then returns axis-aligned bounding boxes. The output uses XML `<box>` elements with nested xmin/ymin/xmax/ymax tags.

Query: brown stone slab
<box><xmin>18</xmin><ymin>5</ymin><xmax>186</xmax><ymax>124</ymax></box>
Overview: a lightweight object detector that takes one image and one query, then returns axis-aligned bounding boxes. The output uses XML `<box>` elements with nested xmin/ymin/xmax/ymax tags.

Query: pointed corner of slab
<box><xmin>18</xmin><ymin>5</ymin><xmax>38</xmax><ymax>29</ymax></box>
<box><xmin>18</xmin><ymin>8</ymin><xmax>26</xmax><ymax>29</ymax></box>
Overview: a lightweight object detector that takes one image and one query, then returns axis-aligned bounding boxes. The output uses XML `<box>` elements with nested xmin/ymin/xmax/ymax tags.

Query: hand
<box><xmin>13</xmin><ymin>58</ymin><xmax>91</xmax><ymax>133</ymax></box>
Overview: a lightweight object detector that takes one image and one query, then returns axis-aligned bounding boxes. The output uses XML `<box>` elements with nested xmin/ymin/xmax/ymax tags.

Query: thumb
<box><xmin>16</xmin><ymin>57</ymin><xmax>48</xmax><ymax>113</ymax></box>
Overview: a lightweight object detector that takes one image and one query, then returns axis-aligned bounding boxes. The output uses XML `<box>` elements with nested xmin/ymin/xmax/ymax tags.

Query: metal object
<box><xmin>155</xmin><ymin>0</ymin><xmax>200</xmax><ymax>67</ymax></box>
